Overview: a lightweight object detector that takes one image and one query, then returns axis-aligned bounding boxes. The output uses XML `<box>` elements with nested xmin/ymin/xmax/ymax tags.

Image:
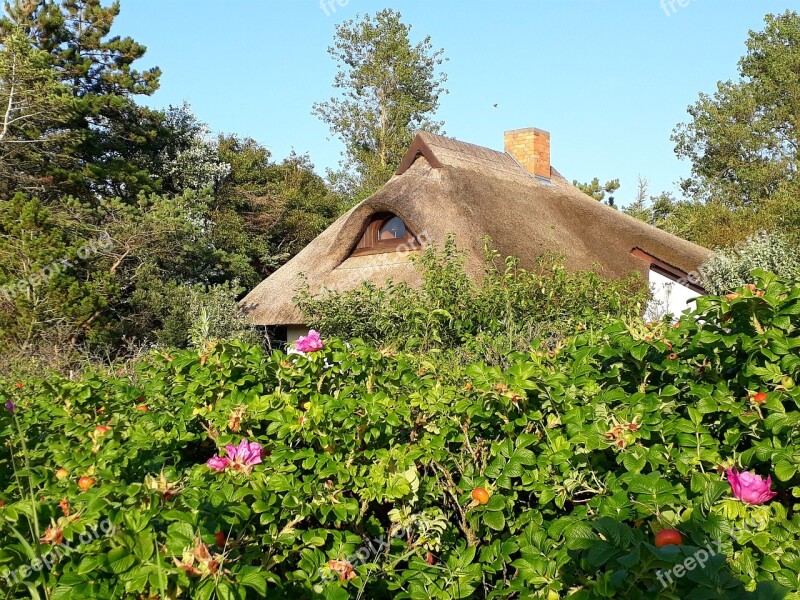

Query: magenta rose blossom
<box><xmin>726</xmin><ymin>468</ymin><xmax>777</xmax><ymax>505</ymax></box>
<box><xmin>296</xmin><ymin>330</ymin><xmax>324</xmax><ymax>353</ymax></box>
<box><xmin>206</xmin><ymin>439</ymin><xmax>263</xmax><ymax>474</ymax></box>
<box><xmin>226</xmin><ymin>439</ymin><xmax>263</xmax><ymax>473</ymax></box>
<box><xmin>206</xmin><ymin>455</ymin><xmax>229</xmax><ymax>471</ymax></box>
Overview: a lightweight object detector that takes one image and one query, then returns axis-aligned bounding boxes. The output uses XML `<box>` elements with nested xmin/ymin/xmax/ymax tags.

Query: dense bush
<box><xmin>296</xmin><ymin>238</ymin><xmax>649</xmax><ymax>362</ymax></box>
<box><xmin>0</xmin><ymin>272</ymin><xmax>799</xmax><ymax>599</ymax></box>
<box><xmin>700</xmin><ymin>231</ymin><xmax>800</xmax><ymax>294</ymax></box>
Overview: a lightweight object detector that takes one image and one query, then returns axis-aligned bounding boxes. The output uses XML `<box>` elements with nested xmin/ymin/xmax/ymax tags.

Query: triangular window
<box><xmin>351</xmin><ymin>213</ymin><xmax>420</xmax><ymax>257</ymax></box>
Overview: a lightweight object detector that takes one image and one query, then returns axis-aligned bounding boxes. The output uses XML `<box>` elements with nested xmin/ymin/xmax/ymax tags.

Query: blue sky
<box><xmin>116</xmin><ymin>0</ymin><xmax>797</xmax><ymax>206</ymax></box>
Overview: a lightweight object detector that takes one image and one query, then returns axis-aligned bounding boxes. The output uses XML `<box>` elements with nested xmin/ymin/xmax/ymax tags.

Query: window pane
<box><xmin>379</xmin><ymin>216</ymin><xmax>406</xmax><ymax>240</ymax></box>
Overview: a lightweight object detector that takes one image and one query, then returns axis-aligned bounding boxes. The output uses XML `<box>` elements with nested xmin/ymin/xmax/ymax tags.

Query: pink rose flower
<box><xmin>226</xmin><ymin>439</ymin><xmax>263</xmax><ymax>473</ymax></box>
<box><xmin>296</xmin><ymin>330</ymin><xmax>324</xmax><ymax>353</ymax></box>
<box><xmin>726</xmin><ymin>468</ymin><xmax>777</xmax><ymax>505</ymax></box>
<box><xmin>206</xmin><ymin>439</ymin><xmax>263</xmax><ymax>474</ymax></box>
<box><xmin>206</xmin><ymin>455</ymin><xmax>230</xmax><ymax>472</ymax></box>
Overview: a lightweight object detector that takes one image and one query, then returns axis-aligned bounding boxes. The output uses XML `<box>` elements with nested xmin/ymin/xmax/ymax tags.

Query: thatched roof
<box><xmin>242</xmin><ymin>131</ymin><xmax>712</xmax><ymax>326</ymax></box>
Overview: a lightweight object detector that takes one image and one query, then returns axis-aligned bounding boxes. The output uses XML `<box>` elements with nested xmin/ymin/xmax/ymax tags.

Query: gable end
<box><xmin>396</xmin><ymin>136</ymin><xmax>444</xmax><ymax>175</ymax></box>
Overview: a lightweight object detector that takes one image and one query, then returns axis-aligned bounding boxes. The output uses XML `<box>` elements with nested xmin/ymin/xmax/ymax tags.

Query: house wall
<box><xmin>645</xmin><ymin>270</ymin><xmax>701</xmax><ymax>320</ymax></box>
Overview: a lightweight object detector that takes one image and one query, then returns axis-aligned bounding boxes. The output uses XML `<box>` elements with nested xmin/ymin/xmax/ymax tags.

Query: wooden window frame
<box><xmin>631</xmin><ymin>247</ymin><xmax>706</xmax><ymax>294</ymax></box>
<box><xmin>351</xmin><ymin>213</ymin><xmax>420</xmax><ymax>257</ymax></box>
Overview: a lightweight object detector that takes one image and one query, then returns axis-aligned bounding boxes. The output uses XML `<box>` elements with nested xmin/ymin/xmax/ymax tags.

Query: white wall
<box><xmin>645</xmin><ymin>270</ymin><xmax>701</xmax><ymax>321</ymax></box>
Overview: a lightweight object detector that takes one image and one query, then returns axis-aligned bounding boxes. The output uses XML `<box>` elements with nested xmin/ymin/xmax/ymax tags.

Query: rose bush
<box><xmin>0</xmin><ymin>271</ymin><xmax>799</xmax><ymax>599</ymax></box>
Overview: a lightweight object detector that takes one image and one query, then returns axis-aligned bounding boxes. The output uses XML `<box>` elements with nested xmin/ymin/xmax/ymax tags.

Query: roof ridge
<box><xmin>416</xmin><ymin>130</ymin><xmax>508</xmax><ymax>158</ymax></box>
<box><xmin>400</xmin><ymin>130</ymin><xmax>530</xmax><ymax>179</ymax></box>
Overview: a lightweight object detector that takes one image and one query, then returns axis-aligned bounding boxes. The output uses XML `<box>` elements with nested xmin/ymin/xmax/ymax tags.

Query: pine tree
<box><xmin>1</xmin><ymin>0</ymin><xmax>163</xmax><ymax>201</ymax></box>
<box><xmin>0</xmin><ymin>25</ymin><xmax>70</xmax><ymax>197</ymax></box>
<box><xmin>573</xmin><ymin>177</ymin><xmax>620</xmax><ymax>207</ymax></box>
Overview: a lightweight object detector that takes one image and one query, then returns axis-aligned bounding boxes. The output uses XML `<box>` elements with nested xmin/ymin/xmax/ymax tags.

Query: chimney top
<box><xmin>504</xmin><ymin>128</ymin><xmax>551</xmax><ymax>180</ymax></box>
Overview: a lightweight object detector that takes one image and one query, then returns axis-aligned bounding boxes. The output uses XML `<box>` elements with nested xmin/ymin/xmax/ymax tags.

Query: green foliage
<box><xmin>0</xmin><ymin>24</ymin><xmax>71</xmax><ymax>197</ymax></box>
<box><xmin>150</xmin><ymin>104</ymin><xmax>232</xmax><ymax>194</ymax></box>
<box><xmin>296</xmin><ymin>237</ymin><xmax>648</xmax><ymax>361</ymax></box>
<box><xmin>0</xmin><ymin>193</ymin><xmax>116</xmax><ymax>351</ymax></box>
<box><xmin>3</xmin><ymin>0</ymin><xmax>161</xmax><ymax>98</ymax></box>
<box><xmin>574</xmin><ymin>177</ymin><xmax>620</xmax><ymax>207</ymax></box>
<box><xmin>313</xmin><ymin>8</ymin><xmax>448</xmax><ymax>201</ymax></box>
<box><xmin>0</xmin><ymin>2</ymin><xmax>344</xmax><ymax>362</ymax></box>
<box><xmin>624</xmin><ymin>192</ymin><xmax>775</xmax><ymax>251</ymax></box>
<box><xmin>1</xmin><ymin>0</ymin><xmax>164</xmax><ymax>201</ymax></box>
<box><xmin>0</xmin><ymin>189</ymin><xmax>263</xmax><ymax>356</ymax></box>
<box><xmin>258</xmin><ymin>152</ymin><xmax>344</xmax><ymax>265</ymax></box>
<box><xmin>186</xmin><ymin>281</ymin><xmax>261</xmax><ymax>350</ymax></box>
<box><xmin>622</xmin><ymin>178</ymin><xmax>686</xmax><ymax>236</ymax></box>
<box><xmin>700</xmin><ymin>232</ymin><xmax>800</xmax><ymax>294</ymax></box>
<box><xmin>659</xmin><ymin>200</ymin><xmax>777</xmax><ymax>250</ymax></box>
<box><xmin>0</xmin><ymin>128</ymin><xmax>342</xmax><ymax>362</ymax></box>
<box><xmin>1</xmin><ymin>274</ymin><xmax>800</xmax><ymax>598</ymax></box>
<box><xmin>671</xmin><ymin>10</ymin><xmax>800</xmax><ymax>244</ymax></box>
<box><xmin>213</xmin><ymin>137</ymin><xmax>344</xmax><ymax>277</ymax></box>
<box><xmin>130</xmin><ymin>279</ymin><xmax>259</xmax><ymax>350</ymax></box>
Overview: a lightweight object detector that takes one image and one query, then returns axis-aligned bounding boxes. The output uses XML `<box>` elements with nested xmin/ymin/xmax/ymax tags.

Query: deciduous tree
<box><xmin>672</xmin><ymin>10</ymin><xmax>800</xmax><ymax>242</ymax></box>
<box><xmin>313</xmin><ymin>9</ymin><xmax>447</xmax><ymax>201</ymax></box>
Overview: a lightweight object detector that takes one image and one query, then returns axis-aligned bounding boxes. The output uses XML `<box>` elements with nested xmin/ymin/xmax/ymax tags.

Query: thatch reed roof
<box><xmin>242</xmin><ymin>131</ymin><xmax>712</xmax><ymax>326</ymax></box>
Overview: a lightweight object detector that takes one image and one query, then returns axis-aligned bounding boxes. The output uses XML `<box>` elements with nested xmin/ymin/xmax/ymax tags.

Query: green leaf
<box><xmin>630</xmin><ymin>344</ymin><xmax>648</xmax><ymax>362</ymax></box>
<box><xmin>622</xmin><ymin>451</ymin><xmax>646</xmax><ymax>474</ymax></box>
<box><xmin>564</xmin><ymin>521</ymin><xmax>599</xmax><ymax>550</ymax></box>
<box><xmin>483</xmin><ymin>511</ymin><xmax>506</xmax><ymax>531</ymax></box>
<box><xmin>486</xmin><ymin>495</ymin><xmax>505</xmax><ymax>512</ymax></box>
<box><xmin>702</xmin><ymin>480</ymin><xmax>731</xmax><ymax>510</ymax></box>
<box><xmin>774</xmin><ymin>460</ymin><xmax>797</xmax><ymax>482</ymax></box>
<box><xmin>239</xmin><ymin>571</ymin><xmax>268</xmax><ymax>595</ymax></box>
<box><xmin>165</xmin><ymin>521</ymin><xmax>195</xmax><ymax>554</ymax></box>
<box><xmin>587</xmin><ymin>541</ymin><xmax>616</xmax><ymax>567</ymax></box>
<box><xmin>106</xmin><ymin>548</ymin><xmax>136</xmax><ymax>574</ymax></box>
<box><xmin>215</xmin><ymin>581</ymin><xmax>242</xmax><ymax>600</ymax></box>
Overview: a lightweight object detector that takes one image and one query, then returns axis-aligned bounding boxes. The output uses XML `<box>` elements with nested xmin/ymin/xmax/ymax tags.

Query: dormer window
<box><xmin>352</xmin><ymin>213</ymin><xmax>420</xmax><ymax>256</ymax></box>
<box><xmin>379</xmin><ymin>216</ymin><xmax>406</xmax><ymax>240</ymax></box>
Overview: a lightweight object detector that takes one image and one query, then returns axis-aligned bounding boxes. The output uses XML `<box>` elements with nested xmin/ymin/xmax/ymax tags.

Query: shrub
<box><xmin>701</xmin><ymin>231</ymin><xmax>800</xmax><ymax>294</ymax></box>
<box><xmin>296</xmin><ymin>237</ymin><xmax>649</xmax><ymax>361</ymax></box>
<box><xmin>185</xmin><ymin>280</ymin><xmax>260</xmax><ymax>349</ymax></box>
<box><xmin>131</xmin><ymin>278</ymin><xmax>259</xmax><ymax>350</ymax></box>
<box><xmin>1</xmin><ymin>273</ymin><xmax>799</xmax><ymax>598</ymax></box>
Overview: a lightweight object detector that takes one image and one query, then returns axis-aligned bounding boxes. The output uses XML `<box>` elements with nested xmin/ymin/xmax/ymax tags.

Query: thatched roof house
<box><xmin>242</xmin><ymin>128</ymin><xmax>712</xmax><ymax>339</ymax></box>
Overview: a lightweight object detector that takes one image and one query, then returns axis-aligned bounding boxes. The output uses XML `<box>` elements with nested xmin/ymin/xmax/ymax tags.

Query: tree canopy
<box><xmin>313</xmin><ymin>9</ymin><xmax>448</xmax><ymax>202</ymax></box>
<box><xmin>0</xmin><ymin>0</ymin><xmax>344</xmax><ymax>365</ymax></box>
<box><xmin>670</xmin><ymin>10</ymin><xmax>800</xmax><ymax>246</ymax></box>
<box><xmin>574</xmin><ymin>177</ymin><xmax>620</xmax><ymax>207</ymax></box>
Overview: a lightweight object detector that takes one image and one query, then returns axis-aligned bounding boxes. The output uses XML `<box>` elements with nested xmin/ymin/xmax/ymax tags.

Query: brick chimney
<box><xmin>504</xmin><ymin>128</ymin><xmax>551</xmax><ymax>179</ymax></box>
